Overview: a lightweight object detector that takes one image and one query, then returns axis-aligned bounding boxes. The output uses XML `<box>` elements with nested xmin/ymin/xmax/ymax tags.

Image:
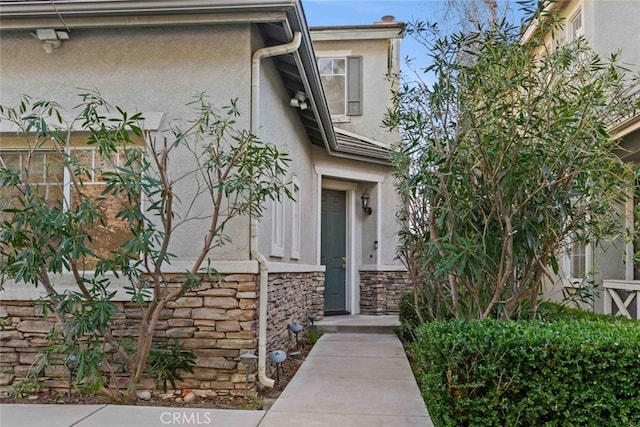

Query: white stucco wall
<box><xmin>591</xmin><ymin>0</ymin><xmax>640</xmax><ymax>70</ymax></box>
<box><xmin>251</xmin><ymin>28</ymin><xmax>319</xmax><ymax>266</ymax></box>
<box><xmin>312</xmin><ymin>38</ymin><xmax>401</xmax><ymax>145</ymax></box>
<box><xmin>1</xmin><ymin>24</ymin><xmax>256</xmax><ymax>262</ymax></box>
<box><xmin>311</xmin><ymin>146</ymin><xmax>401</xmax><ymax>267</ymax></box>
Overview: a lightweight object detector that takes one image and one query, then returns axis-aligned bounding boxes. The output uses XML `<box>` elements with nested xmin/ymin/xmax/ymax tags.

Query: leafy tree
<box><xmin>0</xmin><ymin>92</ymin><xmax>290</xmax><ymax>402</ymax></box>
<box><xmin>387</xmin><ymin>5</ymin><xmax>639</xmax><ymax>321</ymax></box>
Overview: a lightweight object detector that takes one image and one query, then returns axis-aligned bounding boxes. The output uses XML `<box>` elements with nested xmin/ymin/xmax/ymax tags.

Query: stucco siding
<box><xmin>251</xmin><ymin>28</ymin><xmax>319</xmax><ymax>265</ymax></box>
<box><xmin>311</xmin><ymin>146</ymin><xmax>401</xmax><ymax>267</ymax></box>
<box><xmin>313</xmin><ymin>38</ymin><xmax>400</xmax><ymax>145</ymax></box>
<box><xmin>1</xmin><ymin>24</ymin><xmax>255</xmax><ymax>262</ymax></box>
<box><xmin>592</xmin><ymin>0</ymin><xmax>640</xmax><ymax>70</ymax></box>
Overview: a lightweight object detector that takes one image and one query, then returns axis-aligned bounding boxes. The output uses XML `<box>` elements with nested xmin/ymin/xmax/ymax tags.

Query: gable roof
<box><xmin>0</xmin><ymin>0</ymin><xmax>394</xmax><ymax>164</ymax></box>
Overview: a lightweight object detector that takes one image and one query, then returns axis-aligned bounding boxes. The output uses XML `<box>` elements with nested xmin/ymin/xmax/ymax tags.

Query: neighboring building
<box><xmin>0</xmin><ymin>0</ymin><xmax>406</xmax><ymax>396</ymax></box>
<box><xmin>523</xmin><ymin>0</ymin><xmax>640</xmax><ymax>318</ymax></box>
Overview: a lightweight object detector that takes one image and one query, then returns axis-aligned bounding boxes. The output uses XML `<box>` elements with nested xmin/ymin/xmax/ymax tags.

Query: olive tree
<box><xmin>0</xmin><ymin>92</ymin><xmax>290</xmax><ymax>401</ymax></box>
<box><xmin>387</xmin><ymin>7</ymin><xmax>639</xmax><ymax>321</ymax></box>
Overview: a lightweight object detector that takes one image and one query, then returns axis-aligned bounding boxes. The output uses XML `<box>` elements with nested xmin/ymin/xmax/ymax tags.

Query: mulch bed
<box><xmin>0</xmin><ymin>344</ymin><xmax>311</xmax><ymax>411</ymax></box>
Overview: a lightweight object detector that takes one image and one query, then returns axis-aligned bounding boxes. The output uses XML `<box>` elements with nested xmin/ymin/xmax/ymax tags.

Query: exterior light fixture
<box><xmin>268</xmin><ymin>350</ymin><xmax>287</xmax><ymax>383</ymax></box>
<box><xmin>361</xmin><ymin>191</ymin><xmax>372</xmax><ymax>215</ymax></box>
<box><xmin>34</xmin><ymin>29</ymin><xmax>69</xmax><ymax>54</ymax></box>
<box><xmin>290</xmin><ymin>91</ymin><xmax>308</xmax><ymax>110</ymax></box>
<box><xmin>289</xmin><ymin>322</ymin><xmax>304</xmax><ymax>350</ymax></box>
<box><xmin>238</xmin><ymin>352</ymin><xmax>258</xmax><ymax>399</ymax></box>
<box><xmin>65</xmin><ymin>354</ymin><xmax>78</xmax><ymax>398</ymax></box>
<box><xmin>308</xmin><ymin>313</ymin><xmax>317</xmax><ymax>329</ymax></box>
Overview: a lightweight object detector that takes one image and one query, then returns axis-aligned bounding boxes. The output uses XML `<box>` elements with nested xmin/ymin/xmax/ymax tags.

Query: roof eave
<box><xmin>0</xmin><ymin>0</ymin><xmax>346</xmax><ymax>161</ymax></box>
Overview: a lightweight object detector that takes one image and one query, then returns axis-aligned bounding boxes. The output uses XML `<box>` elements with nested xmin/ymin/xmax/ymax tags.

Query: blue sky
<box><xmin>302</xmin><ymin>0</ymin><xmax>526</xmax><ymax>28</ymax></box>
<box><xmin>302</xmin><ymin>0</ymin><xmax>446</xmax><ymax>77</ymax></box>
<box><xmin>301</xmin><ymin>0</ymin><xmax>527</xmax><ymax>77</ymax></box>
<box><xmin>302</xmin><ymin>0</ymin><xmax>432</xmax><ymax>28</ymax></box>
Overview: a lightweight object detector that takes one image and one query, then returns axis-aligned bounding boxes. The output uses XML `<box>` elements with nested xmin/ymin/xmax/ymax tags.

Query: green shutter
<box><xmin>346</xmin><ymin>56</ymin><xmax>362</xmax><ymax>116</ymax></box>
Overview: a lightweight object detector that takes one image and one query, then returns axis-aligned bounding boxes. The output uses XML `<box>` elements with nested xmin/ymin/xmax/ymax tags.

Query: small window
<box><xmin>271</xmin><ymin>196</ymin><xmax>285</xmax><ymax>258</ymax></box>
<box><xmin>291</xmin><ymin>179</ymin><xmax>301</xmax><ymax>260</ymax></box>
<box><xmin>318</xmin><ymin>58</ymin><xmax>346</xmax><ymax>115</ymax></box>
<box><xmin>569</xmin><ymin>240</ymin><xmax>586</xmax><ymax>278</ymax></box>
<box><xmin>317</xmin><ymin>56</ymin><xmax>362</xmax><ymax>118</ymax></box>
<box><xmin>568</xmin><ymin>8</ymin><xmax>583</xmax><ymax>42</ymax></box>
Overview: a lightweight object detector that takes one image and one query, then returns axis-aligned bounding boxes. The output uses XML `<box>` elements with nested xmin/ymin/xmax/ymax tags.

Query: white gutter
<box><xmin>250</xmin><ymin>31</ymin><xmax>302</xmax><ymax>389</ymax></box>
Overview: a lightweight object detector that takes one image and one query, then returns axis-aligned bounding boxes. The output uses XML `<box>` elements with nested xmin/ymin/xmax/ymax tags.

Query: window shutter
<box><xmin>346</xmin><ymin>56</ymin><xmax>363</xmax><ymax>116</ymax></box>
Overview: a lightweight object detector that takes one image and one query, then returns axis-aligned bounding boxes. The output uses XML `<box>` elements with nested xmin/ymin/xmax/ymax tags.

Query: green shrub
<box><xmin>399</xmin><ymin>289</ymin><xmax>438</xmax><ymax>340</ymax></box>
<box><xmin>535</xmin><ymin>301</ymin><xmax>632</xmax><ymax>322</ymax></box>
<box><xmin>414</xmin><ymin>319</ymin><xmax>640</xmax><ymax>426</ymax></box>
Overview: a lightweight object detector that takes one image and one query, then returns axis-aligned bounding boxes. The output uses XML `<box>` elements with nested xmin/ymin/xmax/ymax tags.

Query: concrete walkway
<box><xmin>0</xmin><ymin>325</ymin><xmax>431</xmax><ymax>427</ymax></box>
<box><xmin>259</xmin><ymin>332</ymin><xmax>432</xmax><ymax>427</ymax></box>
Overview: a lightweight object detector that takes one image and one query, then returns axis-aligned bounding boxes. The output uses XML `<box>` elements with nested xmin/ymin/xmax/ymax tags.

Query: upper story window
<box><xmin>567</xmin><ymin>7</ymin><xmax>583</xmax><ymax>42</ymax></box>
<box><xmin>317</xmin><ymin>55</ymin><xmax>363</xmax><ymax>118</ymax></box>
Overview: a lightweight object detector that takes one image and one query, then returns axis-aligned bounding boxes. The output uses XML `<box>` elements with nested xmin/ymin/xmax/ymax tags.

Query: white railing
<box><xmin>603</xmin><ymin>280</ymin><xmax>640</xmax><ymax>320</ymax></box>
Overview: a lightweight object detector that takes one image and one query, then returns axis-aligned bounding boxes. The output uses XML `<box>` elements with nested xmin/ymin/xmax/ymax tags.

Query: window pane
<box><xmin>1</xmin><ymin>153</ymin><xmax>21</xmax><ymax>173</ymax></box>
<box><xmin>570</xmin><ymin>241</ymin><xmax>586</xmax><ymax>278</ymax></box>
<box><xmin>78</xmin><ymin>182</ymin><xmax>134</xmax><ymax>269</ymax></box>
<box><xmin>46</xmin><ymin>152</ymin><xmax>65</xmax><ymax>184</ymax></box>
<box><xmin>333</xmin><ymin>58</ymin><xmax>345</xmax><ymax>75</ymax></box>
<box><xmin>318</xmin><ymin>58</ymin><xmax>333</xmax><ymax>74</ymax></box>
<box><xmin>321</xmin><ymin>75</ymin><xmax>346</xmax><ymax>115</ymax></box>
<box><xmin>28</xmin><ymin>153</ymin><xmax>46</xmax><ymax>183</ymax></box>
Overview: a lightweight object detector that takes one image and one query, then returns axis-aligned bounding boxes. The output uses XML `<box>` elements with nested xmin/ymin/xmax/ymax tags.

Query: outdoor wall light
<box><xmin>290</xmin><ymin>90</ymin><xmax>308</xmax><ymax>110</ymax></box>
<box><xmin>361</xmin><ymin>191</ymin><xmax>372</xmax><ymax>215</ymax></box>
<box><xmin>33</xmin><ymin>29</ymin><xmax>69</xmax><ymax>54</ymax></box>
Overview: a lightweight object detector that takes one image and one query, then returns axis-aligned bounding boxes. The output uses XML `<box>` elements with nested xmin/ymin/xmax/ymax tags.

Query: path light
<box><xmin>268</xmin><ymin>350</ymin><xmax>287</xmax><ymax>383</ymax></box>
<box><xmin>289</xmin><ymin>322</ymin><xmax>304</xmax><ymax>350</ymax></box>
<box><xmin>308</xmin><ymin>313</ymin><xmax>316</xmax><ymax>329</ymax></box>
<box><xmin>238</xmin><ymin>353</ymin><xmax>258</xmax><ymax>399</ymax></box>
<box><xmin>65</xmin><ymin>354</ymin><xmax>78</xmax><ymax>399</ymax></box>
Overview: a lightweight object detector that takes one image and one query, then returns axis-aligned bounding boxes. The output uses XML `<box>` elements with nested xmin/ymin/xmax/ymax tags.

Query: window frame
<box><xmin>271</xmin><ymin>196</ymin><xmax>285</xmax><ymax>258</ymax></box>
<box><xmin>290</xmin><ymin>177</ymin><xmax>301</xmax><ymax>260</ymax></box>
<box><xmin>316</xmin><ymin>50</ymin><xmax>362</xmax><ymax>121</ymax></box>
<box><xmin>567</xmin><ymin>7</ymin><xmax>583</xmax><ymax>42</ymax></box>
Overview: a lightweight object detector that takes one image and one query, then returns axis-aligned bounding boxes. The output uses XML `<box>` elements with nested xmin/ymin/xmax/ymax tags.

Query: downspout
<box><xmin>250</xmin><ymin>31</ymin><xmax>302</xmax><ymax>388</ymax></box>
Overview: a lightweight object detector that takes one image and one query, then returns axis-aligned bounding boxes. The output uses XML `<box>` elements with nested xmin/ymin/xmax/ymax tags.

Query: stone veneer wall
<box><xmin>266</xmin><ymin>272</ymin><xmax>324</xmax><ymax>358</ymax></box>
<box><xmin>359</xmin><ymin>270</ymin><xmax>411</xmax><ymax>315</ymax></box>
<box><xmin>0</xmin><ymin>273</ymin><xmax>259</xmax><ymax>397</ymax></box>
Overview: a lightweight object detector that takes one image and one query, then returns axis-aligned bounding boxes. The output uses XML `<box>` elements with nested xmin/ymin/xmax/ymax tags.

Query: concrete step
<box><xmin>315</xmin><ymin>314</ymin><xmax>400</xmax><ymax>334</ymax></box>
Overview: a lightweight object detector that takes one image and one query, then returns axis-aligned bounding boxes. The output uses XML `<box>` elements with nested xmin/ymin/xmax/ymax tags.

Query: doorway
<box><xmin>321</xmin><ymin>189</ymin><xmax>348</xmax><ymax>314</ymax></box>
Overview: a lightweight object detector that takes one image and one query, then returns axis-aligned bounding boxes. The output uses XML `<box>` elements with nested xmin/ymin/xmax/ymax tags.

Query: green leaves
<box><xmin>1</xmin><ymin>91</ymin><xmax>291</xmax><ymax>400</ymax></box>
<box><xmin>412</xmin><ymin>318</ymin><xmax>640</xmax><ymax>426</ymax></box>
<box><xmin>391</xmin><ymin>5</ymin><xmax>638</xmax><ymax>320</ymax></box>
<box><xmin>147</xmin><ymin>340</ymin><xmax>196</xmax><ymax>393</ymax></box>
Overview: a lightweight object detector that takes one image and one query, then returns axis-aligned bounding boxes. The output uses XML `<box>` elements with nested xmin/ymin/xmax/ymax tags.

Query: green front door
<box><xmin>321</xmin><ymin>189</ymin><xmax>348</xmax><ymax>314</ymax></box>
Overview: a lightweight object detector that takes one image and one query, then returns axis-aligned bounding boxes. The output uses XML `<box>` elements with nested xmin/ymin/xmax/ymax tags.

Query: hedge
<box><xmin>413</xmin><ymin>319</ymin><xmax>640</xmax><ymax>426</ymax></box>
